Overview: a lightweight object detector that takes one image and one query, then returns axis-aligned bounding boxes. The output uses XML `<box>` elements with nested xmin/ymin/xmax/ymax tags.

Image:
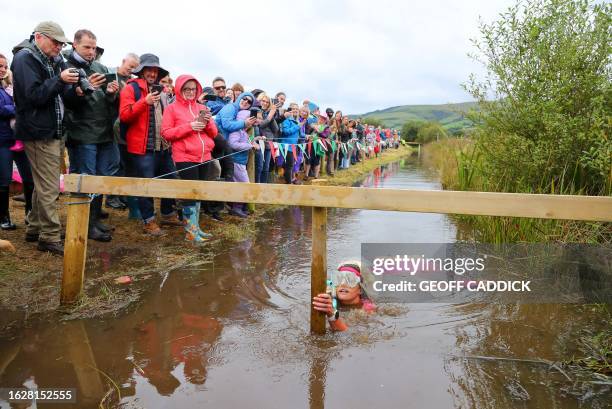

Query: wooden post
<box><xmin>311</xmin><ymin>206</ymin><xmax>327</xmax><ymax>334</ymax></box>
<box><xmin>65</xmin><ymin>321</ymin><xmax>104</xmax><ymax>403</ymax></box>
<box><xmin>61</xmin><ymin>199</ymin><xmax>90</xmax><ymax>305</ymax></box>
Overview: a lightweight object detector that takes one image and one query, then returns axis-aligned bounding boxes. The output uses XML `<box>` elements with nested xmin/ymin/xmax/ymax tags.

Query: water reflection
<box><xmin>0</xmin><ymin>156</ymin><xmax>609</xmax><ymax>408</ymax></box>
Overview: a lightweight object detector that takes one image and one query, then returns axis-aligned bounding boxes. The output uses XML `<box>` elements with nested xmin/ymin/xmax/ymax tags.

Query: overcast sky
<box><xmin>2</xmin><ymin>0</ymin><xmax>514</xmax><ymax>114</ymax></box>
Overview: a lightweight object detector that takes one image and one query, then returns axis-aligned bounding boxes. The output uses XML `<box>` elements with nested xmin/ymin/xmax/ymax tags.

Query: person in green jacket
<box><xmin>63</xmin><ymin>29</ymin><xmax>120</xmax><ymax>242</ymax></box>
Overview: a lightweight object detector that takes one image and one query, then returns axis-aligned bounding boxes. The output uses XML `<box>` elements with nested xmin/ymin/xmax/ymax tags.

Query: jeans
<box><xmin>0</xmin><ymin>146</ymin><xmax>33</xmax><ymax>186</ymax></box>
<box><xmin>260</xmin><ymin>149</ymin><xmax>271</xmax><ymax>183</ymax></box>
<box><xmin>254</xmin><ymin>149</ymin><xmax>263</xmax><ymax>183</ymax></box>
<box><xmin>69</xmin><ymin>142</ymin><xmax>120</xmax><ymax>177</ymax></box>
<box><xmin>0</xmin><ymin>146</ymin><xmax>34</xmax><ymax>218</ymax></box>
<box><xmin>129</xmin><ymin>149</ymin><xmax>178</xmax><ymax>223</ymax></box>
<box><xmin>283</xmin><ymin>152</ymin><xmax>294</xmax><ymax>184</ymax></box>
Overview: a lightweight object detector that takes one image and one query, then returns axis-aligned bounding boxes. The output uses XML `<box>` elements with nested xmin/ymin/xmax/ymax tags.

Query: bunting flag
<box><xmin>331</xmin><ymin>140</ymin><xmax>337</xmax><ymax>153</ymax></box>
<box><xmin>279</xmin><ymin>143</ymin><xmax>287</xmax><ymax>160</ymax></box>
<box><xmin>356</xmin><ymin>142</ymin><xmax>363</xmax><ymax>151</ymax></box>
<box><xmin>318</xmin><ymin>139</ymin><xmax>328</xmax><ymax>152</ymax></box>
<box><xmin>259</xmin><ymin>140</ymin><xmax>265</xmax><ymax>156</ymax></box>
<box><xmin>299</xmin><ymin>143</ymin><xmax>310</xmax><ymax>159</ymax></box>
<box><xmin>348</xmin><ymin>142</ymin><xmax>354</xmax><ymax>149</ymax></box>
<box><xmin>272</xmin><ymin>142</ymin><xmax>280</xmax><ymax>158</ymax></box>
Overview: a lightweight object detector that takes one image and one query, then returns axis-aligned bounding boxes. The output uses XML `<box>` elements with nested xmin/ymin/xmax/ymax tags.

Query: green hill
<box><xmin>354</xmin><ymin>102</ymin><xmax>478</xmax><ymax>133</ymax></box>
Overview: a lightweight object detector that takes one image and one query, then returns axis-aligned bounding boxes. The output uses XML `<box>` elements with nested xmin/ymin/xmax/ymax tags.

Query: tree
<box><xmin>362</xmin><ymin>117</ymin><xmax>384</xmax><ymax>128</ymax></box>
<box><xmin>416</xmin><ymin>122</ymin><xmax>447</xmax><ymax>143</ymax></box>
<box><xmin>465</xmin><ymin>0</ymin><xmax>611</xmax><ymax>195</ymax></box>
<box><xmin>401</xmin><ymin>120</ymin><xmax>425</xmax><ymax>142</ymax></box>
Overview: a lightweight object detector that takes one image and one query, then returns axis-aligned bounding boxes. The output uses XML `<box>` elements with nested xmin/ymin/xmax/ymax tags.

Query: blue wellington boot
<box><xmin>194</xmin><ymin>203</ymin><xmax>213</xmax><ymax>239</ymax></box>
<box><xmin>127</xmin><ymin>197</ymin><xmax>142</xmax><ymax>220</ymax></box>
<box><xmin>183</xmin><ymin>205</ymin><xmax>208</xmax><ymax>243</ymax></box>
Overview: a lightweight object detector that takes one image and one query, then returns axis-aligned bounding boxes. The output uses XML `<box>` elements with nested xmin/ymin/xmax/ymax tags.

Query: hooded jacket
<box><xmin>227</xmin><ymin>110</ymin><xmax>253</xmax><ymax>166</ymax></box>
<box><xmin>10</xmin><ymin>39</ymin><xmax>75</xmax><ymax>141</ymax></box>
<box><xmin>63</xmin><ymin>50</ymin><xmax>116</xmax><ymax>145</ymax></box>
<box><xmin>215</xmin><ymin>91</ymin><xmax>255</xmax><ymax>140</ymax></box>
<box><xmin>161</xmin><ymin>75</ymin><xmax>217</xmax><ymax>163</ymax></box>
<box><xmin>280</xmin><ymin>115</ymin><xmax>300</xmax><ymax>145</ymax></box>
<box><xmin>119</xmin><ymin>77</ymin><xmax>155</xmax><ymax>154</ymax></box>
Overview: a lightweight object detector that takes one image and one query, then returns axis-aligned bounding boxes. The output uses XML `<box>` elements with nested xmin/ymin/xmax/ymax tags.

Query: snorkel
<box><xmin>326</xmin><ymin>279</ymin><xmax>338</xmax><ymax>310</ymax></box>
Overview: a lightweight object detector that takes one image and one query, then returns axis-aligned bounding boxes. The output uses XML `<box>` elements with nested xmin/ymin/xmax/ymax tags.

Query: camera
<box><xmin>150</xmin><ymin>84</ymin><xmax>164</xmax><ymax>94</ymax></box>
<box><xmin>69</xmin><ymin>68</ymin><xmax>95</xmax><ymax>95</ymax></box>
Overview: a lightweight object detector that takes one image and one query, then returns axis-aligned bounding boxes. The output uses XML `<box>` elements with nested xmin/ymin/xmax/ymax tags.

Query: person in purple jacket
<box><xmin>0</xmin><ymin>53</ymin><xmax>33</xmax><ymax>230</ymax></box>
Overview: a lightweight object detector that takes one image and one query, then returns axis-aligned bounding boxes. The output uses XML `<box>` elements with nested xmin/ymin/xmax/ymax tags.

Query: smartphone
<box><xmin>250</xmin><ymin>108</ymin><xmax>259</xmax><ymax>118</ymax></box>
<box><xmin>151</xmin><ymin>84</ymin><xmax>163</xmax><ymax>94</ymax></box>
<box><xmin>198</xmin><ymin>110</ymin><xmax>208</xmax><ymax>122</ymax></box>
<box><xmin>104</xmin><ymin>72</ymin><xmax>117</xmax><ymax>83</ymax></box>
<box><xmin>203</xmin><ymin>94</ymin><xmax>217</xmax><ymax>101</ymax></box>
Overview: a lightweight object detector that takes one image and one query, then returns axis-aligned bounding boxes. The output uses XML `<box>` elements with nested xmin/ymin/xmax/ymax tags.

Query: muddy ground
<box><xmin>0</xmin><ymin>146</ymin><xmax>412</xmax><ymax>328</ymax></box>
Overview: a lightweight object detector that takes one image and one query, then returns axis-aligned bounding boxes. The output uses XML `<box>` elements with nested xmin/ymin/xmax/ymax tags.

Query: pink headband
<box><xmin>338</xmin><ymin>265</ymin><xmax>361</xmax><ymax>278</ymax></box>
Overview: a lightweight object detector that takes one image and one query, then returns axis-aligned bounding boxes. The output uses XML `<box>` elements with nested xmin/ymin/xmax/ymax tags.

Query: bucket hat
<box><xmin>132</xmin><ymin>53</ymin><xmax>168</xmax><ymax>79</ymax></box>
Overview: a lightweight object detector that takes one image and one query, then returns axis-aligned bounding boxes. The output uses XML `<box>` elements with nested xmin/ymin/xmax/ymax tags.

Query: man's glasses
<box><xmin>242</xmin><ymin>98</ymin><xmax>253</xmax><ymax>104</ymax></box>
<box><xmin>42</xmin><ymin>33</ymin><xmax>66</xmax><ymax>48</ymax></box>
<box><xmin>214</xmin><ymin>85</ymin><xmax>226</xmax><ymax>90</ymax></box>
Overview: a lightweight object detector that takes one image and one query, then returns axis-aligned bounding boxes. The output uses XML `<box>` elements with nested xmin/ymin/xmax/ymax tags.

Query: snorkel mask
<box><xmin>328</xmin><ymin>261</ymin><xmax>363</xmax><ymax>308</ymax></box>
<box><xmin>331</xmin><ymin>268</ymin><xmax>361</xmax><ymax>288</ymax></box>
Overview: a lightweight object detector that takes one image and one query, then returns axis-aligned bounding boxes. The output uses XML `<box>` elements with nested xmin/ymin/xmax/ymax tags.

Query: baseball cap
<box><xmin>33</xmin><ymin>21</ymin><xmax>70</xmax><ymax>43</ymax></box>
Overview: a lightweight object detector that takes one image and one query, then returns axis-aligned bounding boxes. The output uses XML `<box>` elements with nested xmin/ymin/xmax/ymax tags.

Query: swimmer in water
<box><xmin>312</xmin><ymin>260</ymin><xmax>375</xmax><ymax>332</ymax></box>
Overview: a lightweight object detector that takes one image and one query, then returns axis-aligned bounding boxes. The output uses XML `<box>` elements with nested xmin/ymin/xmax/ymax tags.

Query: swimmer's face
<box><xmin>335</xmin><ymin>284</ymin><xmax>361</xmax><ymax>305</ymax></box>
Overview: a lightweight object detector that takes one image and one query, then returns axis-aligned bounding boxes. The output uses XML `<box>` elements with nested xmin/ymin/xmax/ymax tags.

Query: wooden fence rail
<box><xmin>61</xmin><ymin>174</ymin><xmax>612</xmax><ymax>333</ymax></box>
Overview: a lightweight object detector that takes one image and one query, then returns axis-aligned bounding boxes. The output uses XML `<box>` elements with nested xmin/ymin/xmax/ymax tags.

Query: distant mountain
<box><xmin>354</xmin><ymin>101</ymin><xmax>478</xmax><ymax>133</ymax></box>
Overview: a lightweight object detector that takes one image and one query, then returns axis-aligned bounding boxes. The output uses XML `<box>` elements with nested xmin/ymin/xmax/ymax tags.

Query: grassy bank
<box><xmin>0</xmin><ymin>146</ymin><xmax>412</xmax><ymax>325</ymax></box>
<box><xmin>421</xmin><ymin>139</ymin><xmax>611</xmax><ymax>244</ymax></box>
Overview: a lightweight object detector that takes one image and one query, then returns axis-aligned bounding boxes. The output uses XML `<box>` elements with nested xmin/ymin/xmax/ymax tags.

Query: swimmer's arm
<box><xmin>329</xmin><ymin>317</ymin><xmax>348</xmax><ymax>332</ymax></box>
<box><xmin>312</xmin><ymin>293</ymin><xmax>348</xmax><ymax>332</ymax></box>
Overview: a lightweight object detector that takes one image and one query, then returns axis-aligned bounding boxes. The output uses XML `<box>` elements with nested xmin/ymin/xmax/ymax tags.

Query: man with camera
<box><xmin>63</xmin><ymin>29</ymin><xmax>120</xmax><ymax>242</ymax></box>
<box><xmin>11</xmin><ymin>21</ymin><xmax>80</xmax><ymax>255</ymax></box>
<box><xmin>119</xmin><ymin>53</ymin><xmax>181</xmax><ymax>236</ymax></box>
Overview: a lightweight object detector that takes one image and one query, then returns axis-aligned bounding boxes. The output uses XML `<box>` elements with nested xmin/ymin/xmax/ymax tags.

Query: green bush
<box><xmin>400</xmin><ymin>120</ymin><xmax>425</xmax><ymax>142</ymax></box>
<box><xmin>464</xmin><ymin>0</ymin><xmax>611</xmax><ymax>196</ymax></box>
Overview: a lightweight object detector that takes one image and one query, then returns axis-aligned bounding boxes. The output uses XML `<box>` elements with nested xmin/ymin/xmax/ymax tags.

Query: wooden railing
<box><xmin>61</xmin><ymin>174</ymin><xmax>612</xmax><ymax>333</ymax></box>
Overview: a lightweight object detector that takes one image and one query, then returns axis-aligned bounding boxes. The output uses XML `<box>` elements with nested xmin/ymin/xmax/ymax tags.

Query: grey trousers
<box><xmin>24</xmin><ymin>139</ymin><xmax>62</xmax><ymax>243</ymax></box>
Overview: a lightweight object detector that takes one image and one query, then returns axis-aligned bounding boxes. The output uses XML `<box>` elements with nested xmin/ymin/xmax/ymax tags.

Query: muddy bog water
<box><xmin>0</xmin><ymin>157</ymin><xmax>610</xmax><ymax>408</ymax></box>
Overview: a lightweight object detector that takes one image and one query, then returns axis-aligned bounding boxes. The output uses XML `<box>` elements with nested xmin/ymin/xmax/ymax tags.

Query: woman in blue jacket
<box><xmin>215</xmin><ymin>91</ymin><xmax>257</xmax><ymax>140</ymax></box>
<box><xmin>280</xmin><ymin>105</ymin><xmax>301</xmax><ymax>184</ymax></box>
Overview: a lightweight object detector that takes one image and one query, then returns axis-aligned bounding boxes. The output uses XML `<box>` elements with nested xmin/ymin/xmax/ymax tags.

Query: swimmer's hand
<box><xmin>313</xmin><ymin>293</ymin><xmax>348</xmax><ymax>331</ymax></box>
<box><xmin>312</xmin><ymin>293</ymin><xmax>334</xmax><ymax>317</ymax></box>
